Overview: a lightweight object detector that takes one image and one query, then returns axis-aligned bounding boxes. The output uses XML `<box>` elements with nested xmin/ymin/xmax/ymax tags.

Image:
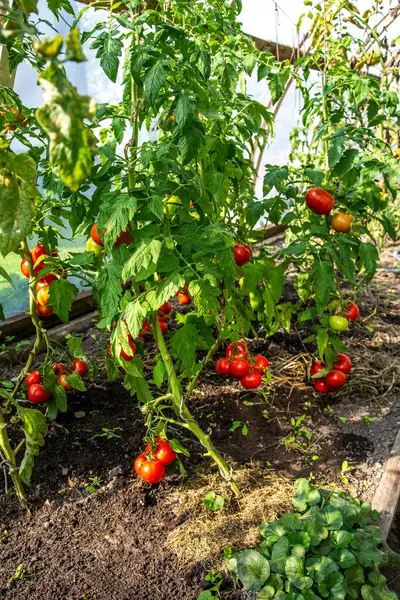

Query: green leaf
<box><xmin>125</xmin><ymin>300</ymin><xmax>148</xmax><ymax>339</ymax></box>
<box><xmin>333</xmin><ymin>149</ymin><xmax>359</xmax><ymax>176</ymax></box>
<box><xmin>91</xmin><ymin>29</ymin><xmax>123</xmax><ymax>82</ymax></box>
<box><xmin>318</xmin><ymin>571</ymin><xmax>345</xmax><ymax>599</ymax></box>
<box><xmin>47</xmin><ymin>0</ymin><xmax>74</xmax><ymax>18</ymax></box>
<box><xmin>237</xmin><ymin>550</ymin><xmax>271</xmax><ymax>592</ymax></box>
<box><xmin>259</xmin><ymin>521</ymin><xmax>287</xmax><ymax>545</ymax></box>
<box><xmin>188</xmin><ymin>279</ymin><xmax>220</xmax><ymax>318</ymax></box>
<box><xmin>311</xmin><ymin>261</ymin><xmax>335</xmax><ymax>312</ymax></box>
<box><xmin>17</xmin><ymin>407</ymin><xmax>48</xmax><ymax>484</ymax></box>
<box><xmin>292</xmin><ymin>478</ymin><xmax>321</xmax><ymax>512</ymax></box>
<box><xmin>316</xmin><ymin>506</ymin><xmax>344</xmax><ymax>530</ymax></box>
<box><xmin>329</xmin><ymin>548</ymin><xmax>356</xmax><ymax>569</ymax></box>
<box><xmin>122</xmin><ymin>239</ymin><xmax>162</xmax><ymax>281</ymax></box>
<box><xmin>47</xmin><ymin>279</ymin><xmax>78</xmax><ymax>323</ymax></box>
<box><xmin>97</xmin><ymin>262</ymin><xmax>123</xmax><ymax>324</ymax></box>
<box><xmin>170</xmin><ymin>323</ymin><xmax>204</xmax><ymax>374</ymax></box>
<box><xmin>328</xmin><ymin>137</ymin><xmax>346</xmax><ymax>168</ymax></box>
<box><xmin>306</xmin><ymin>556</ymin><xmax>339</xmax><ymax>583</ymax></box>
<box><xmin>174</xmin><ymin>93</ymin><xmax>195</xmax><ymax>129</ymax></box>
<box><xmin>268</xmin><ymin>70</ymin><xmax>289</xmax><ymax>104</ymax></box>
<box><xmin>36</xmin><ymin>63</ymin><xmax>96</xmax><ymax>191</ymax></box>
<box><xmin>0</xmin><ymin>151</ymin><xmax>38</xmax><ymax>256</ymax></box>
<box><xmin>144</xmin><ymin>60</ymin><xmax>167</xmax><ymax>105</ymax></box>
<box><xmin>359</xmin><ymin>242</ymin><xmax>379</xmax><ymax>282</ymax></box>
<box><xmin>257</xmin><ymin>585</ymin><xmax>275</xmax><ymax>600</ymax></box>
<box><xmin>270</xmin><ymin>536</ymin><xmax>290</xmax><ymax>574</ymax></box>
<box><xmin>285</xmin><ymin>556</ymin><xmax>313</xmax><ymax>590</ymax></box>
<box><xmin>243</xmin><ymin>53</ymin><xmax>257</xmax><ymax>76</ymax></box>
<box><xmin>330</xmin><ymin>530</ymin><xmax>354</xmax><ymax>548</ymax></box>
<box><xmin>203</xmin><ymin>491</ymin><xmax>225</xmax><ymax>511</ymax></box>
<box><xmin>177</xmin><ymin>120</ymin><xmax>205</xmax><ymax>164</ymax></box>
<box><xmin>65</xmin><ymin>371</ymin><xmax>86</xmax><ymax>391</ymax></box>
<box><xmin>54</xmin><ymin>384</ymin><xmax>68</xmax><ymax>412</ymax></box>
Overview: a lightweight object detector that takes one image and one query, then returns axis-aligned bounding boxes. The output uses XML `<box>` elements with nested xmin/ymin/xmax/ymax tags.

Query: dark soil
<box><xmin>0</xmin><ymin>243</ymin><xmax>399</xmax><ymax>599</ymax></box>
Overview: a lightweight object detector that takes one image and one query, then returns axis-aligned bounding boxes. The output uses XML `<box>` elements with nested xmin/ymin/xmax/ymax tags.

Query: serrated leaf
<box><xmin>122</xmin><ymin>239</ymin><xmax>162</xmax><ymax>281</ymax></box>
<box><xmin>311</xmin><ymin>261</ymin><xmax>335</xmax><ymax>312</ymax></box>
<box><xmin>91</xmin><ymin>29</ymin><xmax>123</xmax><ymax>82</ymax></box>
<box><xmin>333</xmin><ymin>149</ymin><xmax>359</xmax><ymax>176</ymax></box>
<box><xmin>97</xmin><ymin>261</ymin><xmax>123</xmax><ymax>325</ymax></box>
<box><xmin>177</xmin><ymin>120</ymin><xmax>205</xmax><ymax>164</ymax></box>
<box><xmin>170</xmin><ymin>323</ymin><xmax>204</xmax><ymax>374</ymax></box>
<box><xmin>328</xmin><ymin>137</ymin><xmax>346</xmax><ymax>168</ymax></box>
<box><xmin>48</xmin><ymin>279</ymin><xmax>78</xmax><ymax>323</ymax></box>
<box><xmin>0</xmin><ymin>150</ymin><xmax>38</xmax><ymax>256</ymax></box>
<box><xmin>47</xmin><ymin>0</ymin><xmax>74</xmax><ymax>19</ymax></box>
<box><xmin>359</xmin><ymin>242</ymin><xmax>379</xmax><ymax>282</ymax></box>
<box><xmin>66</xmin><ymin>371</ymin><xmax>86</xmax><ymax>391</ymax></box>
<box><xmin>144</xmin><ymin>60</ymin><xmax>167</xmax><ymax>105</ymax></box>
<box><xmin>125</xmin><ymin>300</ymin><xmax>148</xmax><ymax>339</ymax></box>
<box><xmin>54</xmin><ymin>384</ymin><xmax>68</xmax><ymax>412</ymax></box>
<box><xmin>174</xmin><ymin>93</ymin><xmax>195</xmax><ymax>129</ymax></box>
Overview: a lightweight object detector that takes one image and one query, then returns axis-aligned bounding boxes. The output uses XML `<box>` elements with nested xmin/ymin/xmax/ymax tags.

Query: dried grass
<box><xmin>164</xmin><ymin>465</ymin><xmax>293</xmax><ymax>568</ymax></box>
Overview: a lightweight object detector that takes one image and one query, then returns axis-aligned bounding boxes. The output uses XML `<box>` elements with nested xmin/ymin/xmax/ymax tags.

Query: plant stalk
<box><xmin>151</xmin><ymin>316</ymin><xmax>239</xmax><ymax>495</ymax></box>
<box><xmin>0</xmin><ymin>411</ymin><xmax>26</xmax><ymax>505</ymax></box>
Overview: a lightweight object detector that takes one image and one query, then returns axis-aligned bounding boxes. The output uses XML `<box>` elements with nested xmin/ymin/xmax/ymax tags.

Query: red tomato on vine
<box><xmin>305</xmin><ymin>188</ymin><xmax>334</xmax><ymax>214</ymax></box>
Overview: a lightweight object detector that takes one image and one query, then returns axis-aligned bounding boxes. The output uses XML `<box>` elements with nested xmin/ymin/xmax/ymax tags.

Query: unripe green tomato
<box><xmin>329</xmin><ymin>315</ymin><xmax>349</xmax><ymax>332</ymax></box>
<box><xmin>163</xmin><ymin>195</ymin><xmax>182</xmax><ymax>215</ymax></box>
<box><xmin>86</xmin><ymin>238</ymin><xmax>104</xmax><ymax>257</ymax></box>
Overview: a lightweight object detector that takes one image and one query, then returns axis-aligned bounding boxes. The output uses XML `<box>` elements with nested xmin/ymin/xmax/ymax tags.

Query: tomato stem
<box><xmin>0</xmin><ymin>411</ymin><xmax>27</xmax><ymax>506</ymax></box>
<box><xmin>150</xmin><ymin>315</ymin><xmax>239</xmax><ymax>495</ymax></box>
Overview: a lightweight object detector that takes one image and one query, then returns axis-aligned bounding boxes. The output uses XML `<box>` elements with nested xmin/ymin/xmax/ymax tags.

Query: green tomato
<box><xmin>329</xmin><ymin>315</ymin><xmax>349</xmax><ymax>332</ymax></box>
<box><xmin>163</xmin><ymin>195</ymin><xmax>182</xmax><ymax>215</ymax></box>
<box><xmin>86</xmin><ymin>237</ymin><xmax>104</xmax><ymax>257</ymax></box>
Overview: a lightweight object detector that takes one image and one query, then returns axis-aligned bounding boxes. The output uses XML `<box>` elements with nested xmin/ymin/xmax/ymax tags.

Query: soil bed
<box><xmin>0</xmin><ymin>243</ymin><xmax>400</xmax><ymax>599</ymax></box>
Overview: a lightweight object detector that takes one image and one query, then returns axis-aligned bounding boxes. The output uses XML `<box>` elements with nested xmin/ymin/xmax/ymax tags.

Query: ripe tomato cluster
<box><xmin>215</xmin><ymin>342</ymin><xmax>269</xmax><ymax>389</ymax></box>
<box><xmin>311</xmin><ymin>353</ymin><xmax>352</xmax><ymax>393</ymax></box>
<box><xmin>140</xmin><ymin>302</ymin><xmax>172</xmax><ymax>337</ymax></box>
<box><xmin>305</xmin><ymin>188</ymin><xmax>353</xmax><ymax>233</ymax></box>
<box><xmin>25</xmin><ymin>358</ymin><xmax>88</xmax><ymax>401</ymax></box>
<box><xmin>20</xmin><ymin>244</ymin><xmax>59</xmax><ymax>318</ymax></box>
<box><xmin>86</xmin><ymin>223</ymin><xmax>134</xmax><ymax>256</ymax></box>
<box><xmin>233</xmin><ymin>243</ymin><xmax>252</xmax><ymax>266</ymax></box>
<box><xmin>134</xmin><ymin>437</ymin><xmax>176</xmax><ymax>484</ymax></box>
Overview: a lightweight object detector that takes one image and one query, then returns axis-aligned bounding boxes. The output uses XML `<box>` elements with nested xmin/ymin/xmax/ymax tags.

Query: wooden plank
<box><xmin>0</xmin><ymin>291</ymin><xmax>95</xmax><ymax>341</ymax></box>
<box><xmin>0</xmin><ymin>312</ymin><xmax>97</xmax><ymax>366</ymax></box>
<box><xmin>372</xmin><ymin>429</ymin><xmax>400</xmax><ymax>542</ymax></box>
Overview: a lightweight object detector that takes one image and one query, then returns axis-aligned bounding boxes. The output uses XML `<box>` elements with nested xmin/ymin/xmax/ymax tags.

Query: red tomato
<box><xmin>138</xmin><ymin>459</ymin><xmax>165</xmax><ymax>484</ymax></box>
<box><xmin>158</xmin><ymin>320</ymin><xmax>169</xmax><ymax>335</ymax></box>
<box><xmin>230</xmin><ymin>358</ymin><xmax>250</xmax><ymax>379</ymax></box>
<box><xmin>31</xmin><ymin>244</ymin><xmax>49</xmax><ymax>264</ymax></box>
<box><xmin>28</xmin><ymin>383</ymin><xmax>51</xmax><ymax>404</ymax></box>
<box><xmin>36</xmin><ymin>285</ymin><xmax>50</xmax><ymax>307</ymax></box>
<box><xmin>134</xmin><ymin>454</ymin><xmax>147</xmax><ymax>475</ymax></box>
<box><xmin>69</xmin><ymin>359</ymin><xmax>88</xmax><ymax>377</ymax></box>
<box><xmin>115</xmin><ymin>230</ymin><xmax>134</xmax><ymax>246</ymax></box>
<box><xmin>38</xmin><ymin>273</ymin><xmax>58</xmax><ymax>287</ymax></box>
<box><xmin>305</xmin><ymin>188</ymin><xmax>335</xmax><ymax>214</ymax></box>
<box><xmin>91</xmin><ymin>223</ymin><xmax>104</xmax><ymax>247</ymax></box>
<box><xmin>51</xmin><ymin>363</ymin><xmax>65</xmax><ymax>376</ymax></box>
<box><xmin>139</xmin><ymin>321</ymin><xmax>152</xmax><ymax>338</ymax></box>
<box><xmin>344</xmin><ymin>301</ymin><xmax>360</xmax><ymax>323</ymax></box>
<box><xmin>310</xmin><ymin>360</ymin><xmax>325</xmax><ymax>376</ymax></box>
<box><xmin>254</xmin><ymin>355</ymin><xmax>269</xmax><ymax>373</ymax></box>
<box><xmin>216</xmin><ymin>358</ymin><xmax>231</xmax><ymax>376</ymax></box>
<box><xmin>58</xmin><ymin>374</ymin><xmax>72</xmax><ymax>391</ymax></box>
<box><xmin>20</xmin><ymin>258</ymin><xmax>30</xmax><ymax>278</ymax></box>
<box><xmin>120</xmin><ymin>336</ymin><xmax>137</xmax><ymax>361</ymax></box>
<box><xmin>233</xmin><ymin>244</ymin><xmax>252</xmax><ymax>266</ymax></box>
<box><xmin>226</xmin><ymin>342</ymin><xmax>248</xmax><ymax>360</ymax></box>
<box><xmin>145</xmin><ymin>438</ymin><xmax>176</xmax><ymax>466</ymax></box>
<box><xmin>177</xmin><ymin>291</ymin><xmax>191</xmax><ymax>305</ymax></box>
<box><xmin>333</xmin><ymin>353</ymin><xmax>352</xmax><ymax>374</ymax></box>
<box><xmin>158</xmin><ymin>302</ymin><xmax>172</xmax><ymax>316</ymax></box>
<box><xmin>36</xmin><ymin>302</ymin><xmax>53</xmax><ymax>317</ymax></box>
<box><xmin>314</xmin><ymin>379</ymin><xmax>330</xmax><ymax>393</ymax></box>
<box><xmin>240</xmin><ymin>372</ymin><xmax>262</xmax><ymax>389</ymax></box>
<box><xmin>325</xmin><ymin>370</ymin><xmax>347</xmax><ymax>389</ymax></box>
<box><xmin>26</xmin><ymin>371</ymin><xmax>42</xmax><ymax>387</ymax></box>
